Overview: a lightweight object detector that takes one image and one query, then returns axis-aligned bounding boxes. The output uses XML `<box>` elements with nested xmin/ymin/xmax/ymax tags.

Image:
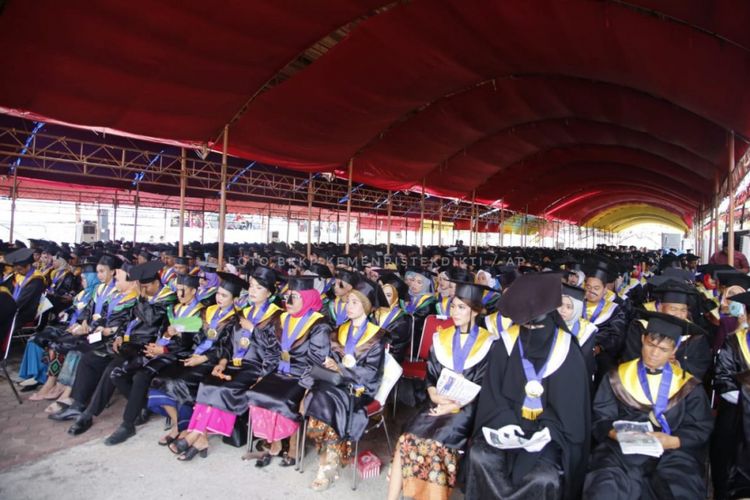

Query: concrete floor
<box><xmin>0</xmin><ymin>345</ymin><xmax>392</xmax><ymax>500</ymax></box>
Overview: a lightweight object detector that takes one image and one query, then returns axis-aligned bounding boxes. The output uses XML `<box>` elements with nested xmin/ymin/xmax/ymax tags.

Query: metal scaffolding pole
<box><xmin>345</xmin><ymin>159</ymin><xmax>353</xmax><ymax>254</ymax></box>
<box><xmin>729</xmin><ymin>132</ymin><xmax>736</xmax><ymax>266</ymax></box>
<box><xmin>438</xmin><ymin>201</ymin><xmax>443</xmax><ymax>247</ymax></box>
<box><xmin>386</xmin><ymin>191</ymin><xmax>393</xmax><ymax>254</ymax></box>
<box><xmin>133</xmin><ymin>182</ymin><xmax>140</xmax><ymax>244</ymax></box>
<box><xmin>8</xmin><ymin>166</ymin><xmax>17</xmax><ymax>243</ymax></box>
<box><xmin>113</xmin><ymin>191</ymin><xmax>118</xmax><ymax>241</ymax></box>
<box><xmin>419</xmin><ymin>178</ymin><xmax>425</xmax><ymax>255</ymax></box>
<box><xmin>201</xmin><ymin>198</ymin><xmax>206</xmax><ymax>244</ymax></box>
<box><xmin>307</xmin><ymin>173</ymin><xmax>314</xmax><ymax>258</ymax></box>
<box><xmin>217</xmin><ymin>125</ymin><xmax>229</xmax><ymax>269</ymax></box>
<box><xmin>178</xmin><ymin>147</ymin><xmax>187</xmax><ymax>256</ymax></box>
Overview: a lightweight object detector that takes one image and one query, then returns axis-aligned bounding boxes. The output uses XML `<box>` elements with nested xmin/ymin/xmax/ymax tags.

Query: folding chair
<box><xmin>1</xmin><ymin>312</ymin><xmax>22</xmax><ymax>404</ymax></box>
<box><xmin>298</xmin><ymin>352</ymin><xmax>403</xmax><ymax>490</ymax></box>
<box><xmin>393</xmin><ymin>315</ymin><xmax>453</xmax><ymax>417</ymax></box>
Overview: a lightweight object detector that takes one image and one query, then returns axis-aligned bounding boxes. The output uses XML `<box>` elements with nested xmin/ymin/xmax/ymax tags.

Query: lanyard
<box><xmin>334</xmin><ymin>298</ymin><xmax>347</xmax><ymax>326</ymax></box>
<box><xmin>247</xmin><ymin>300</ymin><xmax>271</xmax><ymax>326</ymax></box>
<box><xmin>636</xmin><ymin>360</ymin><xmax>673</xmax><ymax>434</ymax></box>
<box><xmin>379</xmin><ymin>307</ymin><xmax>401</xmax><ymax>330</ymax></box>
<box><xmin>583</xmin><ymin>298</ymin><xmax>606</xmax><ymax>322</ymax></box>
<box><xmin>12</xmin><ymin>269</ymin><xmax>35</xmax><ymax>301</ymax></box>
<box><xmin>451</xmin><ymin>325</ymin><xmax>479</xmax><ymax>372</ymax></box>
<box><xmin>344</xmin><ymin>320</ymin><xmax>369</xmax><ymax>355</ymax></box>
<box><xmin>94</xmin><ymin>281</ymin><xmax>116</xmax><ymax>316</ymax></box>
<box><xmin>278</xmin><ymin>310</ymin><xmax>314</xmax><ymax>374</ymax></box>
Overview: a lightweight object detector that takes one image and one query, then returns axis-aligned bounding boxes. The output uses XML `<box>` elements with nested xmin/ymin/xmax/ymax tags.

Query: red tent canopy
<box><xmin>2</xmin><ymin>0</ymin><xmax>749</xmax><ymax>229</ymax></box>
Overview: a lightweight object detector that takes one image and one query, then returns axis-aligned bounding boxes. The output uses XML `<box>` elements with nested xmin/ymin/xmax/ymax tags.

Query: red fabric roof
<box><xmin>2</xmin><ymin>0</ymin><xmax>749</xmax><ymax>228</ymax></box>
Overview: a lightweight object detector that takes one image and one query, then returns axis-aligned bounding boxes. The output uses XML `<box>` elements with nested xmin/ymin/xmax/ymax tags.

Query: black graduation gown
<box><xmin>586</xmin><ymin>298</ymin><xmax>628</xmax><ymax>383</ymax></box>
<box><xmin>304</xmin><ymin>321</ymin><xmax>386</xmax><ymax>441</ymax></box>
<box><xmin>402</xmin><ymin>327</ymin><xmax>492</xmax><ymax>450</ymax></box>
<box><xmin>0</xmin><ymin>287</ymin><xmax>18</xmax><ymax>347</ymax></box>
<box><xmin>12</xmin><ymin>271</ymin><xmax>45</xmax><ymax>325</ymax></box>
<box><xmin>196</xmin><ymin>307</ymin><xmax>283</xmax><ymax>414</ymax></box>
<box><xmin>47</xmin><ymin>269</ymin><xmax>79</xmax><ymax>313</ymax></box>
<box><xmin>149</xmin><ymin>308</ymin><xmax>236</xmax><ymax>406</ymax></box>
<box><xmin>405</xmin><ymin>294</ymin><xmax>436</xmax><ymax>358</ymax></box>
<box><xmin>714</xmin><ymin>332</ymin><xmax>750</xmax><ymax>498</ymax></box>
<box><xmin>246</xmin><ymin>314</ymin><xmax>331</xmax><ymax>421</ymax></box>
<box><xmin>141</xmin><ymin>299</ymin><xmax>205</xmax><ymax>374</ymax></box>
<box><xmin>86</xmin><ymin>290</ymin><xmax>140</xmax><ymax>354</ymax></box>
<box><xmin>583</xmin><ymin>360</ymin><xmax>713</xmax><ymax>500</ymax></box>
<box><xmin>621</xmin><ymin>317</ymin><xmax>713</xmax><ymax>380</ymax></box>
<box><xmin>374</xmin><ymin>306</ymin><xmax>411</xmax><ymax>364</ymax></box>
<box><xmin>466</xmin><ymin>321</ymin><xmax>591</xmax><ymax>500</ymax></box>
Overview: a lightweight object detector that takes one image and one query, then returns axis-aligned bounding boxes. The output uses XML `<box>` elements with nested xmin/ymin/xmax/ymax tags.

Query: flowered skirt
<box><xmin>398</xmin><ymin>433</ymin><xmax>458</xmax><ymax>500</ymax></box>
<box><xmin>306</xmin><ymin>417</ymin><xmax>352</xmax><ymax>466</ymax></box>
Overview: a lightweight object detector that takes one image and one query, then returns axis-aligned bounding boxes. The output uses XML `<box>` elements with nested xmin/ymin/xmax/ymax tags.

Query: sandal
<box><xmin>159</xmin><ymin>433</ymin><xmax>178</xmax><ymax>446</ymax></box>
<box><xmin>278</xmin><ymin>451</ymin><xmax>296</xmax><ymax>467</ymax></box>
<box><xmin>310</xmin><ymin>464</ymin><xmax>338</xmax><ymax>492</ymax></box>
<box><xmin>177</xmin><ymin>446</ymin><xmax>208</xmax><ymax>461</ymax></box>
<box><xmin>169</xmin><ymin>438</ymin><xmax>190</xmax><ymax>455</ymax></box>
<box><xmin>43</xmin><ymin>385</ymin><xmax>66</xmax><ymax>400</ymax></box>
<box><xmin>255</xmin><ymin>452</ymin><xmax>273</xmax><ymax>468</ymax></box>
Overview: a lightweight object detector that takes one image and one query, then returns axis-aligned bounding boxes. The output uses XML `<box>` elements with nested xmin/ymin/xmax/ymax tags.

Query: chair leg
<box><xmin>294</xmin><ymin>425</ymin><xmax>301</xmax><ymax>471</ymax></box>
<box><xmin>299</xmin><ymin>417</ymin><xmax>308</xmax><ymax>473</ymax></box>
<box><xmin>246</xmin><ymin>411</ymin><xmax>254</xmax><ymax>454</ymax></box>
<box><xmin>352</xmin><ymin>439</ymin><xmax>359</xmax><ymax>491</ymax></box>
<box><xmin>392</xmin><ymin>384</ymin><xmax>398</xmax><ymax>418</ymax></box>
<box><xmin>2</xmin><ymin>361</ymin><xmax>21</xmax><ymax>405</ymax></box>
<box><xmin>382</xmin><ymin>414</ymin><xmax>393</xmax><ymax>457</ymax></box>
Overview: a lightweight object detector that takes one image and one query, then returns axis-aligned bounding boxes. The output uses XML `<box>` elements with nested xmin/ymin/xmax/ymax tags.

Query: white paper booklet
<box><xmin>613</xmin><ymin>420</ymin><xmax>664</xmax><ymax>458</ymax></box>
<box><xmin>482</xmin><ymin>425</ymin><xmax>551</xmax><ymax>452</ymax></box>
<box><xmin>436</xmin><ymin>369</ymin><xmax>481</xmax><ymax>407</ymax></box>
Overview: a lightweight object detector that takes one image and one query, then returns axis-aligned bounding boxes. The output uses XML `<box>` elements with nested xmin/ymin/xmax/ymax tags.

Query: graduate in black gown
<box><xmin>163</xmin><ymin>272</ymin><xmax>244</xmax><ymax>460</ymax></box>
<box><xmin>244</xmin><ymin>276</ymin><xmax>331</xmax><ymax>467</ymax></box>
<box><xmin>304</xmin><ymin>278</ymin><xmax>387</xmax><ymax>491</ymax></box>
<box><xmin>69</xmin><ymin>261</ymin><xmax>175</xmax><ymax>437</ymax></box>
<box><xmin>621</xmin><ymin>279</ymin><xmax>712</xmax><ymax>380</ymax></box>
<box><xmin>466</xmin><ymin>272</ymin><xmax>591</xmax><ymax>500</ymax></box>
<box><xmin>182</xmin><ymin>266</ymin><xmax>283</xmax><ymax>458</ymax></box>
<box><xmin>713</xmin><ymin>291</ymin><xmax>750</xmax><ymax>498</ymax></box>
<box><xmin>583</xmin><ymin>311</ymin><xmax>713</xmax><ymax>500</ymax></box>
<box><xmin>102</xmin><ymin>260</ymin><xmax>177</xmax><ymax>444</ymax></box>
<box><xmin>375</xmin><ymin>272</ymin><xmax>411</xmax><ymax>363</ymax></box>
<box><xmin>5</xmin><ymin>248</ymin><xmax>46</xmax><ymax>325</ymax></box>
<box><xmin>388</xmin><ymin>282</ymin><xmax>493</xmax><ymax>500</ymax></box>
<box><xmin>559</xmin><ymin>283</ymin><xmax>598</xmax><ymax>382</ymax></box>
<box><xmin>322</xmin><ymin>268</ymin><xmax>360</xmax><ymax>328</ymax></box>
<box><xmin>144</xmin><ymin>273</ymin><xmax>205</xmax><ymax>444</ymax></box>
<box><xmin>404</xmin><ymin>268</ymin><xmax>437</xmax><ymax>359</ymax></box>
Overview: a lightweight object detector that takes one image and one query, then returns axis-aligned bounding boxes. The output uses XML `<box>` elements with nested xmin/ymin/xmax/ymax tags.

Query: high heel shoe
<box><xmin>178</xmin><ymin>446</ymin><xmax>208</xmax><ymax>461</ymax></box>
<box><xmin>168</xmin><ymin>438</ymin><xmax>189</xmax><ymax>455</ymax></box>
<box><xmin>159</xmin><ymin>434</ymin><xmax>177</xmax><ymax>446</ymax></box>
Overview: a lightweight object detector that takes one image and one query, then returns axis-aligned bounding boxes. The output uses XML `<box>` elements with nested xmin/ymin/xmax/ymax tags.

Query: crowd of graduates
<box><xmin>1</xmin><ymin>236</ymin><xmax>749</xmax><ymax>499</ymax></box>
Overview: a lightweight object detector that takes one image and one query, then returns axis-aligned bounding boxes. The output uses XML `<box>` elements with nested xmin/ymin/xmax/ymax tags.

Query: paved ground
<box><xmin>0</xmin><ymin>343</ymin><xmax>400</xmax><ymax>500</ymax></box>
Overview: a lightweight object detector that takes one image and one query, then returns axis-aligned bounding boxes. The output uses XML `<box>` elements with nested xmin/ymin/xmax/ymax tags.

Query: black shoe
<box><xmin>177</xmin><ymin>446</ymin><xmax>208</xmax><ymax>461</ymax></box>
<box><xmin>255</xmin><ymin>452</ymin><xmax>273</xmax><ymax>468</ymax></box>
<box><xmin>68</xmin><ymin>416</ymin><xmax>93</xmax><ymax>435</ymax></box>
<box><xmin>20</xmin><ymin>383</ymin><xmax>42</xmax><ymax>392</ymax></box>
<box><xmin>169</xmin><ymin>438</ymin><xmax>190</xmax><ymax>455</ymax></box>
<box><xmin>133</xmin><ymin>409</ymin><xmax>150</xmax><ymax>426</ymax></box>
<box><xmin>48</xmin><ymin>407</ymin><xmax>82</xmax><ymax>422</ymax></box>
<box><xmin>104</xmin><ymin>424</ymin><xmax>135</xmax><ymax>446</ymax></box>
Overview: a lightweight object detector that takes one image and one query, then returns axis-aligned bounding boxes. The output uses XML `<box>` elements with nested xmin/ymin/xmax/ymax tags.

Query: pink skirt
<box><xmin>250</xmin><ymin>406</ymin><xmax>299</xmax><ymax>441</ymax></box>
<box><xmin>187</xmin><ymin>403</ymin><xmax>236</xmax><ymax>437</ymax></box>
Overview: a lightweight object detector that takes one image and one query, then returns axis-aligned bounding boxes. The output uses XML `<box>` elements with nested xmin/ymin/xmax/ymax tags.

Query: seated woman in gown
<box><xmin>244</xmin><ymin>276</ymin><xmax>331</xmax><ymax>467</ymax></box>
<box><xmin>303</xmin><ymin>278</ymin><xmax>387</xmax><ymax>491</ymax></box>
<box><xmin>466</xmin><ymin>272</ymin><xmax>591</xmax><ymax>500</ymax></box>
<box><xmin>387</xmin><ymin>281</ymin><xmax>493</xmax><ymax>500</ymax></box>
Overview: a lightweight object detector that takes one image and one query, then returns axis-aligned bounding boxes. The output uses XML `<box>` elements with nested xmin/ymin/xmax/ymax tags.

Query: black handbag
<box><xmin>308</xmin><ymin>365</ymin><xmax>345</xmax><ymax>386</ymax></box>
